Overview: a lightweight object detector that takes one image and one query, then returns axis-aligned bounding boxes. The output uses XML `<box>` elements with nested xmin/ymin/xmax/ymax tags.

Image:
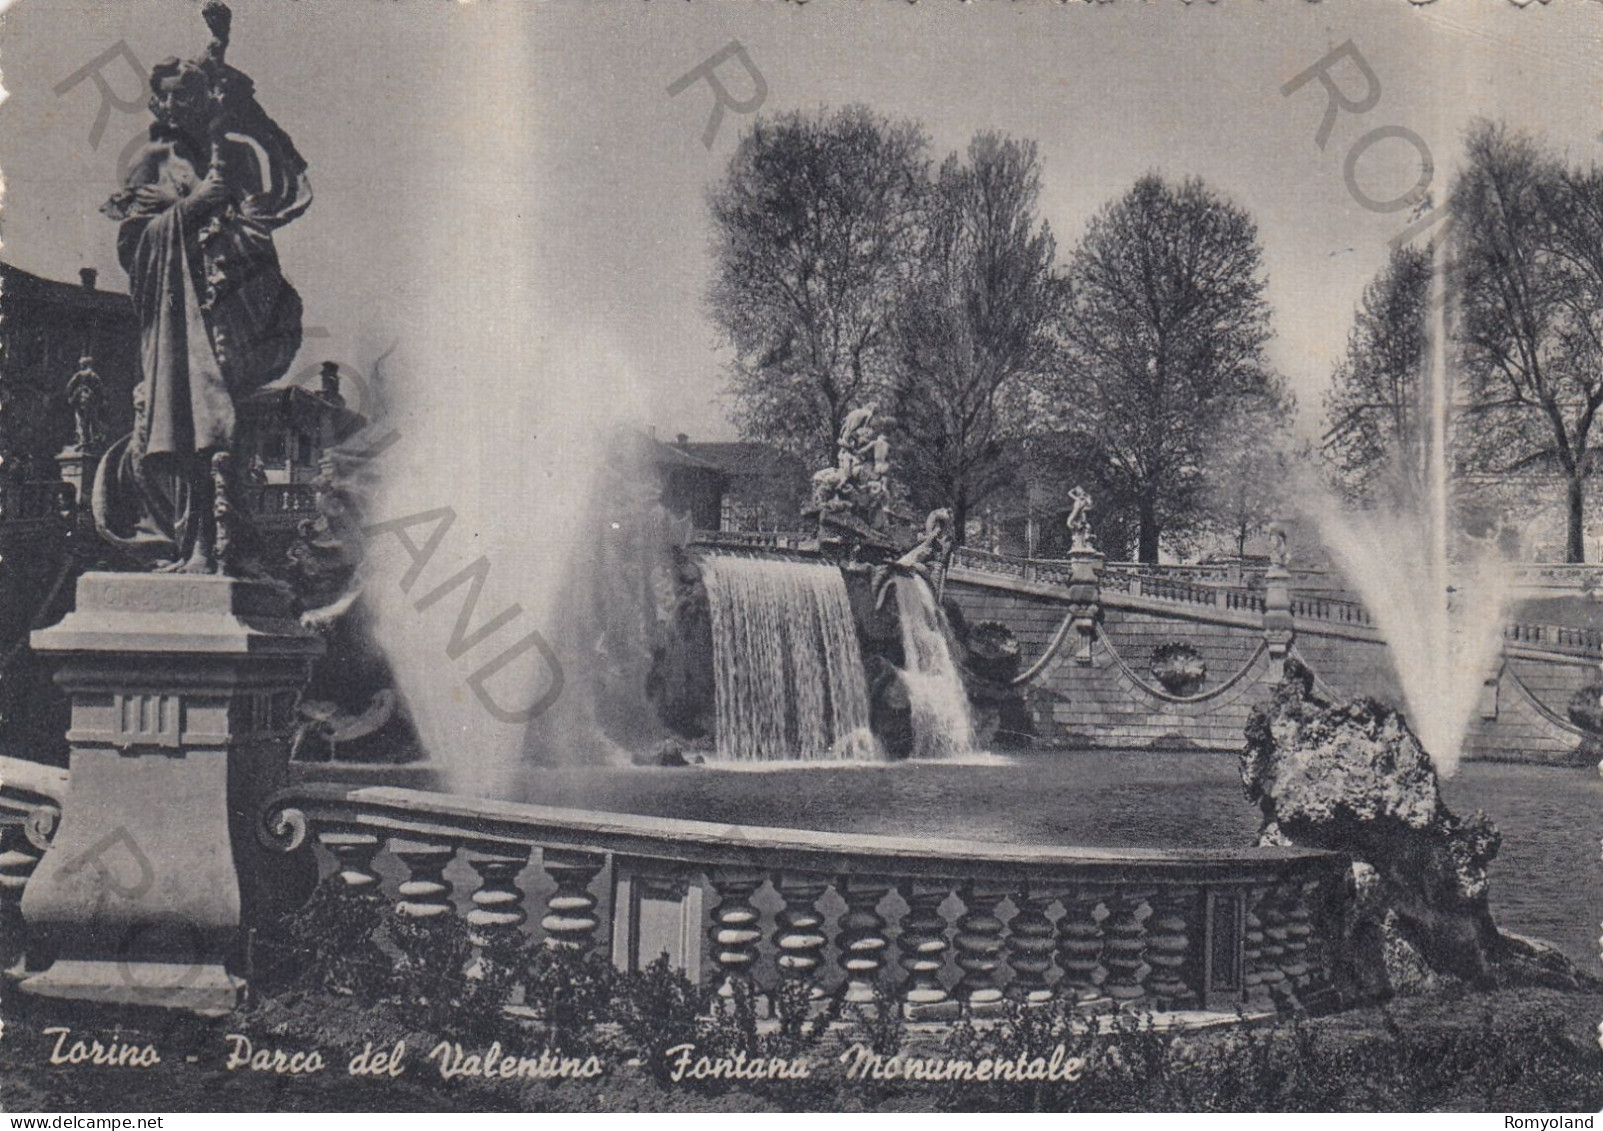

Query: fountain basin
<box><xmin>291</xmin><ymin>749</ymin><xmax>1602</xmax><ymax>968</ymax></box>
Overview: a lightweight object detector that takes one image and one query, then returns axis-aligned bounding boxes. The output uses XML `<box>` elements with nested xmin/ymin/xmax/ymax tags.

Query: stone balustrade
<box><xmin>0</xmin><ymin>480</ymin><xmax>75</xmax><ymax>527</ymax></box>
<box><xmin>247</xmin><ymin>781</ymin><xmax>1351</xmax><ymax>1018</ymax></box>
<box><xmin>246</xmin><ymin>483</ymin><xmax>321</xmax><ymax>530</ymax></box>
<box><xmin>689</xmin><ymin>529</ymin><xmax>814</xmax><ymax>553</ymax></box>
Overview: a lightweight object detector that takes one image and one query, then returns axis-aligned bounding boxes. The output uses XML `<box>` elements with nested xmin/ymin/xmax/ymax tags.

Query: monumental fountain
<box><xmin>666</xmin><ymin>406</ymin><xmax>979</xmax><ymax>765</ymax></box>
<box><xmin>8</xmin><ymin>3</ymin><xmax>1586</xmax><ymax>1028</ymax></box>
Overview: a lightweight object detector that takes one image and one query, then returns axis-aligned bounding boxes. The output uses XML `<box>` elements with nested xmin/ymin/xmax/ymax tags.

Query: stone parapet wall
<box><xmin>946</xmin><ymin>570</ymin><xmax>1593</xmax><ymax>764</ymax></box>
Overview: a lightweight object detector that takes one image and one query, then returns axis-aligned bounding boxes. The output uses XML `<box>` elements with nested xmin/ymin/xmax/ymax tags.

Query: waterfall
<box><xmin>701</xmin><ymin>554</ymin><xmax>882</xmax><ymax>763</ymax></box>
<box><xmin>894</xmin><ymin>574</ymin><xmax>976</xmax><ymax>760</ymax></box>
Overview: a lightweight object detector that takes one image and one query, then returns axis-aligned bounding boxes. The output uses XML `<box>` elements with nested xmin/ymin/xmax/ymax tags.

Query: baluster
<box><xmin>0</xmin><ymin>820</ymin><xmax>44</xmax><ymax>976</ymax></box>
<box><xmin>1005</xmin><ymin>884</ymin><xmax>1057</xmax><ymax>1004</ymax></box>
<box><xmin>1101</xmin><ymin>885</ymin><xmax>1154</xmax><ymax>1006</ymax></box>
<box><xmin>773</xmin><ymin>873</ymin><xmax>829</xmax><ymax>993</ymax></box>
<box><xmin>954</xmin><ymin>882</ymin><xmax>1008</xmax><ymax>1008</ymax></box>
<box><xmin>1278</xmin><ymin>881</ymin><xmax>1313</xmax><ymax>989</ymax></box>
<box><xmin>1055</xmin><ymin>884</ymin><xmax>1108</xmax><ymax>1006</ymax></box>
<box><xmin>897</xmin><ymin>879</ymin><xmax>952</xmax><ymax>1012</ymax></box>
<box><xmin>541</xmin><ymin>849</ymin><xmax>604</xmax><ymax>952</ymax></box>
<box><xmin>837</xmin><ymin>875</ymin><xmax>893</xmax><ymax>1005</ymax></box>
<box><xmin>466</xmin><ymin>846</ymin><xmax>532</xmax><ymax>947</ymax></box>
<box><xmin>318</xmin><ymin>828</ymin><xmax>383</xmax><ymax>892</ymax></box>
<box><xmin>392</xmin><ymin>839</ymin><xmax>455</xmax><ymax>918</ymax></box>
<box><xmin>463</xmin><ymin>846</ymin><xmax>531</xmax><ymax>983</ymax></box>
<box><xmin>1145</xmin><ymin>884</ymin><xmax>1199</xmax><ymax>1008</ymax></box>
<box><xmin>708</xmin><ymin>867</ymin><xmax>765</xmax><ymax>996</ymax></box>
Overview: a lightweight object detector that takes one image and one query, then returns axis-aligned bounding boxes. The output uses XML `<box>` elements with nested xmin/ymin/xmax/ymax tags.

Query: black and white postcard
<box><xmin>1</xmin><ymin>0</ymin><xmax>1601</xmax><ymax>1117</ymax></box>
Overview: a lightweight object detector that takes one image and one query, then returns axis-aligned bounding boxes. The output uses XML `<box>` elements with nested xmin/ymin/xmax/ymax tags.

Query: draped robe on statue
<box><xmin>95</xmin><ymin>71</ymin><xmax>308</xmax><ymax>567</ymax></box>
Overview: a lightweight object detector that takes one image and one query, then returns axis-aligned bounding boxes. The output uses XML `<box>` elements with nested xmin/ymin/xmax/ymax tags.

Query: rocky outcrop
<box><xmin>1243</xmin><ymin>661</ymin><xmax>1588</xmax><ymax>998</ymax></box>
<box><xmin>940</xmin><ymin>603</ymin><xmax>1033</xmax><ymax>748</ymax></box>
<box><xmin>644</xmin><ymin>553</ymin><xmax>716</xmax><ymax>742</ymax></box>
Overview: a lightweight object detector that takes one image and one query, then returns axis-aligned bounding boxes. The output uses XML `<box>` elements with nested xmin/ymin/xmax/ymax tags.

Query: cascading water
<box><xmin>1308</xmin><ymin>233</ymin><xmax>1509</xmax><ymax>776</ymax></box>
<box><xmin>893</xmin><ymin>574</ymin><xmax>976</xmax><ymax>761</ymax></box>
<box><xmin>701</xmin><ymin>554</ymin><xmax>882</xmax><ymax>763</ymax></box>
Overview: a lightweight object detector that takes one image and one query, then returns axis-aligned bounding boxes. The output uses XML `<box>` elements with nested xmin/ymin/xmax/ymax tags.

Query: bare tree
<box><xmin>888</xmin><ymin>133</ymin><xmax>1059</xmax><ymax>541</ymax></box>
<box><xmin>1454</xmin><ymin>121</ymin><xmax>1603</xmax><ymax>562</ymax></box>
<box><xmin>1323</xmin><ymin>244</ymin><xmax>1432</xmax><ymax>508</ymax></box>
<box><xmin>707</xmin><ymin>106</ymin><xmax>929</xmax><ymax>466</ymax></box>
<box><xmin>1043</xmin><ymin>174</ymin><xmax>1276</xmax><ymax>563</ymax></box>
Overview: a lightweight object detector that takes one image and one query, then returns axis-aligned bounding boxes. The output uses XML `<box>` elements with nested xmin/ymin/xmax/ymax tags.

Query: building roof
<box><xmin>640</xmin><ymin>433</ymin><xmax>725</xmax><ymax>474</ymax></box>
<box><xmin>677</xmin><ymin>440</ymin><xmax>809</xmax><ymax>478</ymax></box>
<box><xmin>241</xmin><ymin>384</ymin><xmax>368</xmax><ymax>441</ymax></box>
<box><xmin>0</xmin><ymin>261</ymin><xmax>134</xmax><ymax>320</ymax></box>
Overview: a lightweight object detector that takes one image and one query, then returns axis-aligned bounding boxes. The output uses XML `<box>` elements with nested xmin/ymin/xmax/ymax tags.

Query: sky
<box><xmin>1</xmin><ymin>0</ymin><xmax>1600</xmax><ymax>444</ymax></box>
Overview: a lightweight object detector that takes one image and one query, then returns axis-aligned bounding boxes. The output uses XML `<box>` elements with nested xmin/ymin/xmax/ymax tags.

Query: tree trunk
<box><xmin>1137</xmin><ymin>494</ymin><xmax>1160</xmax><ymax>564</ymax></box>
<box><xmin>952</xmin><ymin>494</ymin><xmax>969</xmax><ymax>548</ymax></box>
<box><xmin>1567</xmin><ymin>474</ymin><xmax>1587</xmax><ymax>564</ymax></box>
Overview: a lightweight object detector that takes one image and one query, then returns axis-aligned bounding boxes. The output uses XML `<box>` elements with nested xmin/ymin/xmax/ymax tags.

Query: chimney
<box><xmin>676</xmin><ymin>433</ymin><xmax>689</xmax><ymax>447</ymax></box>
<box><xmin>79</xmin><ymin>268</ymin><xmax>97</xmax><ymax>291</ymax></box>
<box><xmin>318</xmin><ymin>360</ymin><xmax>342</xmax><ymax>402</ymax></box>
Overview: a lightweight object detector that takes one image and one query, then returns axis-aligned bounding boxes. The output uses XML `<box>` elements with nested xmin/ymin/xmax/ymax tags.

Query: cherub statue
<box><xmin>1267</xmin><ymin>521</ymin><xmax>1290</xmax><ymax>570</ymax></box>
<box><xmin>1066</xmin><ymin>485</ymin><xmax>1095</xmax><ymax>552</ymax></box>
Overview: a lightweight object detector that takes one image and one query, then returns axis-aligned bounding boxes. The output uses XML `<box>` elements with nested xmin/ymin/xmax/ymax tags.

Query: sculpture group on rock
<box><xmin>807</xmin><ymin>403</ymin><xmax>895</xmax><ymax>540</ymax></box>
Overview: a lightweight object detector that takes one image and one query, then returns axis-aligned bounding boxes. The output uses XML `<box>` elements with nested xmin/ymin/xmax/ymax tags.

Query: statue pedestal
<box><xmin>1263</xmin><ymin>563</ymin><xmax>1293</xmax><ymax>683</ymax></box>
<box><xmin>20</xmin><ymin>572</ymin><xmax>322</xmax><ymax>1013</ymax></box>
<box><xmin>56</xmin><ymin>446</ymin><xmax>101</xmax><ymax>523</ymax></box>
<box><xmin>1065</xmin><ymin>546</ymin><xmax>1104</xmax><ymax>665</ymax></box>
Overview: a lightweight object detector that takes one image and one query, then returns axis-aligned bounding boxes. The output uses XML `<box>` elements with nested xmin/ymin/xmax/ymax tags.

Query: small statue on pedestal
<box><xmin>1267</xmin><ymin>521</ymin><xmax>1290</xmax><ymax>571</ymax></box>
<box><xmin>92</xmin><ymin>1</ymin><xmax>312</xmax><ymax>575</ymax></box>
<box><xmin>63</xmin><ymin>357</ymin><xmax>106</xmax><ymax>453</ymax></box>
<box><xmin>1066</xmin><ymin>485</ymin><xmax>1096</xmax><ymax>553</ymax></box>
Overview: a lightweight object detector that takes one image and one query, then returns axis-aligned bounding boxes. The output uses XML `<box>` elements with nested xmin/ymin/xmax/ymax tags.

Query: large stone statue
<box><xmin>93</xmin><ymin>1</ymin><xmax>312</xmax><ymax>574</ymax></box>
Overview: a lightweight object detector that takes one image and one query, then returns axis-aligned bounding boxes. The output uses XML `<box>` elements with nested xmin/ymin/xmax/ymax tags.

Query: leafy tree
<box><xmin>1041</xmin><ymin>174</ymin><xmax>1277</xmax><ymax>562</ymax></box>
<box><xmin>1322</xmin><ymin>244</ymin><xmax>1432</xmax><ymax>508</ymax></box>
<box><xmin>707</xmin><ymin>106</ymin><xmax>929</xmax><ymax>467</ymax></box>
<box><xmin>887</xmin><ymin>133</ymin><xmax>1059</xmax><ymax>541</ymax></box>
<box><xmin>1203</xmin><ymin>384</ymin><xmax>1298</xmax><ymax>559</ymax></box>
<box><xmin>1453</xmin><ymin>121</ymin><xmax>1603</xmax><ymax>562</ymax></box>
